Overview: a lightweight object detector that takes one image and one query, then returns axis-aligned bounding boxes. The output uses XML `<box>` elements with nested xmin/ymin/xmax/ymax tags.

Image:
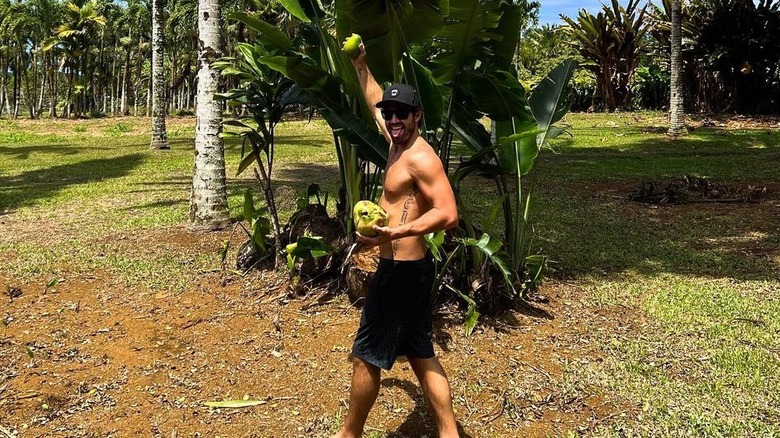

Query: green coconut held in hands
<box><xmin>342</xmin><ymin>33</ymin><xmax>363</xmax><ymax>59</ymax></box>
<box><xmin>353</xmin><ymin>200</ymin><xmax>388</xmax><ymax>237</ymax></box>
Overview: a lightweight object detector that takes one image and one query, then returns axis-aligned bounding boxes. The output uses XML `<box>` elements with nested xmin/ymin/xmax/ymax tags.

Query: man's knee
<box><xmin>350</xmin><ymin>354</ymin><xmax>380</xmax><ymax>375</ymax></box>
<box><xmin>408</xmin><ymin>356</ymin><xmax>444</xmax><ymax>373</ymax></box>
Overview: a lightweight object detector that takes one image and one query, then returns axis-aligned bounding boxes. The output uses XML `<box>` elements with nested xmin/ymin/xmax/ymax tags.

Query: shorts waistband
<box><xmin>378</xmin><ymin>254</ymin><xmax>432</xmax><ymax>268</ymax></box>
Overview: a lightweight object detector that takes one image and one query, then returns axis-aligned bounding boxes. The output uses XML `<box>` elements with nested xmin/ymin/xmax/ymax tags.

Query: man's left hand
<box><xmin>355</xmin><ymin>225</ymin><xmax>394</xmax><ymax>247</ymax></box>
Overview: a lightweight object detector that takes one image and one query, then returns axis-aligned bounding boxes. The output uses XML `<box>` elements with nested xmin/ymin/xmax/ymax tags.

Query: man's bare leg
<box><xmin>408</xmin><ymin>357</ymin><xmax>460</xmax><ymax>438</ymax></box>
<box><xmin>332</xmin><ymin>356</ymin><xmax>381</xmax><ymax>438</ymax></box>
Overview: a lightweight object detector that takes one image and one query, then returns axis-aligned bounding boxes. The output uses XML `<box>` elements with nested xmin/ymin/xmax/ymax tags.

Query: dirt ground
<box><xmin>0</xmin><ymin>215</ymin><xmax>639</xmax><ymax>437</ymax></box>
<box><xmin>2</xmin><ymin>112</ymin><xmax>778</xmax><ymax>435</ymax></box>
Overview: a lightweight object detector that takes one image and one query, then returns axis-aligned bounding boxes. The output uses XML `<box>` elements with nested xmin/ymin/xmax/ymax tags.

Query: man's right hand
<box><xmin>350</xmin><ymin>42</ymin><xmax>366</xmax><ymax>67</ymax></box>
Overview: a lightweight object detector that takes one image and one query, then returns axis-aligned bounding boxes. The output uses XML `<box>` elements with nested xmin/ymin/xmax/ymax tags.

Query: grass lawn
<box><xmin>0</xmin><ymin>113</ymin><xmax>778</xmax><ymax>437</ymax></box>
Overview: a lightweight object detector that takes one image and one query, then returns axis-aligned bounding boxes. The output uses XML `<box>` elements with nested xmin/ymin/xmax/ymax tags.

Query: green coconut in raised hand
<box><xmin>353</xmin><ymin>200</ymin><xmax>388</xmax><ymax>237</ymax></box>
<box><xmin>342</xmin><ymin>33</ymin><xmax>363</xmax><ymax>59</ymax></box>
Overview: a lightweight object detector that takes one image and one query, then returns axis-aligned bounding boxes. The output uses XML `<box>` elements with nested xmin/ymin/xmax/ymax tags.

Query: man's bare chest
<box><xmin>382</xmin><ymin>159</ymin><xmax>416</xmax><ymax>202</ymax></box>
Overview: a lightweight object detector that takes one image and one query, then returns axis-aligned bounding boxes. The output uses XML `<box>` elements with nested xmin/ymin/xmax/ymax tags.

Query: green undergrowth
<box><xmin>1</xmin><ymin>113</ymin><xmax>778</xmax><ymax>436</ymax></box>
<box><xmin>578</xmin><ymin>274</ymin><xmax>780</xmax><ymax>436</ymax></box>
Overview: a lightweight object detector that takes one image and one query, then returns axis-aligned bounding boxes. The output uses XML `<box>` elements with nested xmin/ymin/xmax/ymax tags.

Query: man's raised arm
<box><xmin>350</xmin><ymin>44</ymin><xmax>391</xmax><ymax>144</ymax></box>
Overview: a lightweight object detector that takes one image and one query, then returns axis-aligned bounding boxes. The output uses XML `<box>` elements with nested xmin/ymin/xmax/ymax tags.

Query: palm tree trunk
<box><xmin>64</xmin><ymin>68</ymin><xmax>72</xmax><ymax>118</ymax></box>
<box><xmin>146</xmin><ymin>79</ymin><xmax>151</xmax><ymax>117</ymax></box>
<box><xmin>1</xmin><ymin>52</ymin><xmax>9</xmax><ymax>117</ymax></box>
<box><xmin>667</xmin><ymin>0</ymin><xmax>686</xmax><ymax>137</ymax></box>
<box><xmin>150</xmin><ymin>0</ymin><xmax>169</xmax><ymax>149</ymax></box>
<box><xmin>189</xmin><ymin>0</ymin><xmax>229</xmax><ymax>230</ymax></box>
<box><xmin>36</xmin><ymin>52</ymin><xmax>47</xmax><ymax>116</ymax></box>
<box><xmin>12</xmin><ymin>52</ymin><xmax>20</xmax><ymax>119</ymax></box>
<box><xmin>134</xmin><ymin>39</ymin><xmax>145</xmax><ymax>116</ymax></box>
<box><xmin>49</xmin><ymin>60</ymin><xmax>57</xmax><ymax>118</ymax></box>
<box><xmin>121</xmin><ymin>47</ymin><xmax>130</xmax><ymax>115</ymax></box>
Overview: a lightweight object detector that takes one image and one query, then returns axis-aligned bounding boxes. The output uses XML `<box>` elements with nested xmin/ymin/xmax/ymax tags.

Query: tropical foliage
<box><xmin>649</xmin><ymin>0</ymin><xmax>780</xmax><ymax>114</ymax></box>
<box><xmin>215</xmin><ymin>0</ymin><xmax>575</xmax><ymax>322</ymax></box>
<box><xmin>561</xmin><ymin>0</ymin><xmax>649</xmax><ymax>112</ymax></box>
<box><xmin>214</xmin><ymin>30</ymin><xmax>308</xmax><ymax>266</ymax></box>
<box><xmin>2</xmin><ymin>0</ymin><xmax>779</xmax><ymax>120</ymax></box>
<box><xmin>0</xmin><ymin>0</ymin><xmax>268</xmax><ymax>119</ymax></box>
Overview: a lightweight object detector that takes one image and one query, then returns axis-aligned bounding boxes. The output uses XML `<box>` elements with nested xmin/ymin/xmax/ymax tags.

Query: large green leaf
<box><xmin>529</xmin><ymin>59</ymin><xmax>577</xmax><ymax>132</ymax></box>
<box><xmin>340</xmin><ymin>0</ymin><xmax>445</xmax><ymax>82</ymax></box>
<box><xmin>227</xmin><ymin>12</ymin><xmax>292</xmax><ymax>52</ymax></box>
<box><xmin>334</xmin><ymin>0</ymin><xmax>352</xmax><ymax>42</ymax></box>
<box><xmin>278</xmin><ymin>83</ymin><xmax>310</xmax><ymax>107</ymax></box>
<box><xmin>320</xmin><ymin>30</ymin><xmax>359</xmax><ymax>96</ymax></box>
<box><xmin>449</xmin><ymin>100</ymin><xmax>491</xmax><ymax>153</ymax></box>
<box><xmin>237</xmin><ymin>150</ymin><xmax>258</xmax><ymax>176</ymax></box>
<box><xmin>252</xmin><ymin>215</ymin><xmax>270</xmax><ymax>252</ymax></box>
<box><xmin>424</xmin><ymin>230</ymin><xmax>445</xmax><ymax>262</ymax></box>
<box><xmin>257</xmin><ymin>55</ymin><xmax>344</xmax><ymax>110</ymax></box>
<box><xmin>462</xmin><ymin>70</ymin><xmax>532</xmax><ymax>122</ymax></box>
<box><xmin>243</xmin><ymin>189</ymin><xmax>256</xmax><ymax>223</ymax></box>
<box><xmin>430</xmin><ymin>0</ymin><xmax>502</xmax><ymax>84</ymax></box>
<box><xmin>287</xmin><ymin>236</ymin><xmax>335</xmax><ymax>258</ymax></box>
<box><xmin>451</xmin><ymin>145</ymin><xmax>503</xmax><ymax>184</ymax></box>
<box><xmin>495</xmin><ymin>119</ymin><xmax>538</xmax><ymax>175</ymax></box>
<box><xmin>277</xmin><ymin>0</ymin><xmax>312</xmax><ymax>23</ymax></box>
<box><xmin>487</xmin><ymin>1</ymin><xmax>524</xmax><ymax>71</ymax></box>
<box><xmin>456</xmin><ymin>233</ymin><xmax>516</xmax><ymax>295</ymax></box>
<box><xmin>398</xmin><ymin>0</ymin><xmax>445</xmax><ymax>43</ymax></box>
<box><xmin>320</xmin><ymin>108</ymin><xmax>389</xmax><ymax>167</ymax></box>
<box><xmin>445</xmin><ymin>284</ymin><xmax>480</xmax><ymax>337</ymax></box>
<box><xmin>403</xmin><ymin>57</ymin><xmax>444</xmax><ymax>131</ymax></box>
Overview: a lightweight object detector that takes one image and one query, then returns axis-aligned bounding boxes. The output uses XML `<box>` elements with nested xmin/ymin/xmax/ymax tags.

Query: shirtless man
<box><xmin>332</xmin><ymin>45</ymin><xmax>460</xmax><ymax>438</ymax></box>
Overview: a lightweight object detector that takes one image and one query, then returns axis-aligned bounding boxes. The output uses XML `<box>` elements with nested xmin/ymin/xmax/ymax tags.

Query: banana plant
<box><xmin>226</xmin><ymin>7</ymin><xmax>391</xmax><ymax>234</ymax></box>
<box><xmin>426</xmin><ymin>232</ymin><xmax>514</xmax><ymax>336</ymax></box>
<box><xmin>233</xmin><ymin>0</ymin><xmax>572</xmax><ymax>322</ymax></box>
<box><xmin>214</xmin><ymin>34</ymin><xmax>308</xmax><ymax>268</ymax></box>
<box><xmin>452</xmin><ymin>59</ymin><xmax>576</xmax><ymax>298</ymax></box>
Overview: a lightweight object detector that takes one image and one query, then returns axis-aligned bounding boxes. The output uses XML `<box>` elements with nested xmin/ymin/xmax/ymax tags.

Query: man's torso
<box><xmin>378</xmin><ymin>137</ymin><xmax>432</xmax><ymax>260</ymax></box>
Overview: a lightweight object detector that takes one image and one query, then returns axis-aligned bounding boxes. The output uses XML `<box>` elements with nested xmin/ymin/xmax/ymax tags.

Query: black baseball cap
<box><xmin>375</xmin><ymin>83</ymin><xmax>421</xmax><ymax>109</ymax></box>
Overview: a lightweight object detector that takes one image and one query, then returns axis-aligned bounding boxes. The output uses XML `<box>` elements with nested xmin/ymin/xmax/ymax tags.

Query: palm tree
<box><xmin>149</xmin><ymin>0</ymin><xmax>169</xmax><ymax>149</ymax></box>
<box><xmin>32</xmin><ymin>0</ymin><xmax>65</xmax><ymax>117</ymax></box>
<box><xmin>119</xmin><ymin>0</ymin><xmax>151</xmax><ymax>116</ymax></box>
<box><xmin>562</xmin><ymin>0</ymin><xmax>649</xmax><ymax>111</ymax></box>
<box><xmin>2</xmin><ymin>0</ymin><xmax>60</xmax><ymax>118</ymax></box>
<box><xmin>667</xmin><ymin>0</ymin><xmax>686</xmax><ymax>137</ymax></box>
<box><xmin>43</xmin><ymin>0</ymin><xmax>106</xmax><ymax>117</ymax></box>
<box><xmin>188</xmin><ymin>0</ymin><xmax>229</xmax><ymax>230</ymax></box>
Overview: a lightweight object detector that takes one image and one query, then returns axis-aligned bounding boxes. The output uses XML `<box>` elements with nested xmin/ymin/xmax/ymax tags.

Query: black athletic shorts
<box><xmin>351</xmin><ymin>256</ymin><xmax>435</xmax><ymax>370</ymax></box>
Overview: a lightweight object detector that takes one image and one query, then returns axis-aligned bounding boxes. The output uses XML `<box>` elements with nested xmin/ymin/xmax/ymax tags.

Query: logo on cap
<box><xmin>391</xmin><ymin>89</ymin><xmax>399</xmax><ymax>97</ymax></box>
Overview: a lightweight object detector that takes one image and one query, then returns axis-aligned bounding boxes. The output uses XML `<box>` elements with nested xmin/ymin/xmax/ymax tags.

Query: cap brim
<box><xmin>375</xmin><ymin>100</ymin><xmax>415</xmax><ymax>108</ymax></box>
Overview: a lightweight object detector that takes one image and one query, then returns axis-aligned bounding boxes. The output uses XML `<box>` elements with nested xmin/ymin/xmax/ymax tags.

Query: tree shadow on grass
<box><xmin>273</xmin><ymin>163</ymin><xmax>341</xmax><ymax>188</ymax></box>
<box><xmin>542</xmin><ymin>194</ymin><xmax>780</xmax><ymax>282</ymax></box>
<box><xmin>547</xmin><ymin>126</ymin><xmax>780</xmax><ymax>181</ymax></box>
<box><xmin>528</xmin><ymin>129</ymin><xmax>780</xmax><ymax>282</ymax></box>
<box><xmin>125</xmin><ymin>199</ymin><xmax>186</xmax><ymax>210</ymax></box>
<box><xmin>0</xmin><ymin>144</ymin><xmax>92</xmax><ymax>160</ymax></box>
<box><xmin>381</xmin><ymin>378</ymin><xmax>474</xmax><ymax>438</ymax></box>
<box><xmin>0</xmin><ymin>153</ymin><xmax>146</xmax><ymax>214</ymax></box>
<box><xmin>223</xmin><ymin>133</ymin><xmax>333</xmax><ymax>152</ymax></box>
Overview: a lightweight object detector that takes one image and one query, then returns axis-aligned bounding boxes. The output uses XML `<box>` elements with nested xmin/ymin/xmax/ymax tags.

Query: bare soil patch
<box><xmin>688</xmin><ymin>114</ymin><xmax>780</xmax><ymax>130</ymax></box>
<box><xmin>1</xmin><ymin>224</ymin><xmax>636</xmax><ymax>437</ymax></box>
<box><xmin>565</xmin><ymin>180</ymin><xmax>780</xmax><ymax>267</ymax></box>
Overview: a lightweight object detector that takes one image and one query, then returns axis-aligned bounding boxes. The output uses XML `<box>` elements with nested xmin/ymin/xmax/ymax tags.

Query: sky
<box><xmin>537</xmin><ymin>0</ymin><xmax>667</xmax><ymax>26</ymax></box>
<box><xmin>537</xmin><ymin>0</ymin><xmax>761</xmax><ymax>25</ymax></box>
<box><xmin>538</xmin><ymin>0</ymin><xmax>616</xmax><ymax>25</ymax></box>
